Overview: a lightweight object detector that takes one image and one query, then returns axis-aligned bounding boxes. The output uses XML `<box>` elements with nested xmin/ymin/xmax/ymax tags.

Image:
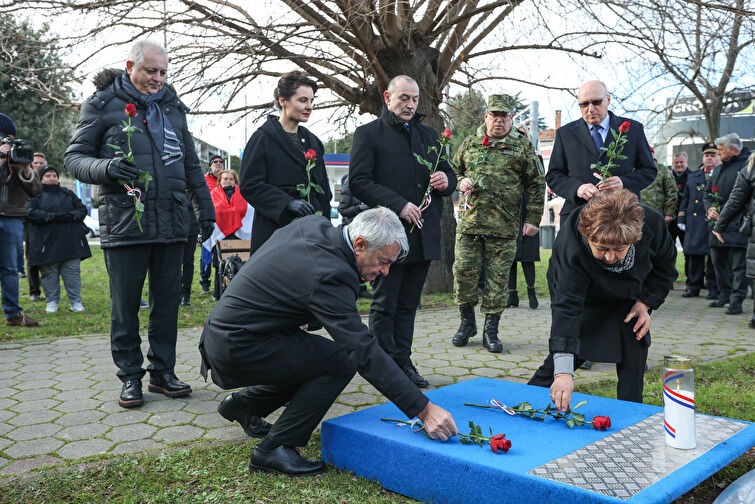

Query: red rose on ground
<box><xmin>124</xmin><ymin>103</ymin><xmax>137</xmax><ymax>117</ymax></box>
<box><xmin>677</xmin><ymin>184</ymin><xmax>682</xmax><ymax>189</ymax></box>
<box><xmin>482</xmin><ymin>136</ymin><xmax>492</xmax><ymax>147</ymax></box>
<box><xmin>489</xmin><ymin>434</ymin><xmax>511</xmax><ymax>454</ymax></box>
<box><xmin>592</xmin><ymin>416</ymin><xmax>611</xmax><ymax>430</ymax></box>
<box><xmin>442</xmin><ymin>129</ymin><xmax>452</xmax><ymax>140</ymax></box>
<box><xmin>304</xmin><ymin>149</ymin><xmax>317</xmax><ymax>161</ymax></box>
<box><xmin>619</xmin><ymin>121</ymin><xmax>631</xmax><ymax>133</ymax></box>
<box><xmin>712</xmin><ymin>185</ymin><xmax>719</xmax><ymax>192</ymax></box>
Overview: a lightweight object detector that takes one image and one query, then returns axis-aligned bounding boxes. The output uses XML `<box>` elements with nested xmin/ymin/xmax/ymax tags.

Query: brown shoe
<box><xmin>6</xmin><ymin>312</ymin><xmax>39</xmax><ymax>327</ymax></box>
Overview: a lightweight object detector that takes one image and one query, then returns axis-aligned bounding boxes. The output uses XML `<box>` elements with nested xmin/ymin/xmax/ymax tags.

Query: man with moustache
<box><xmin>349</xmin><ymin>75</ymin><xmax>457</xmax><ymax>388</ymax></box>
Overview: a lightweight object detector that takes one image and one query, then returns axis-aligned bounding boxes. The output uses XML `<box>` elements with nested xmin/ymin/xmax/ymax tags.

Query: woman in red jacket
<box><xmin>211</xmin><ymin>169</ymin><xmax>247</xmax><ymax>239</ymax></box>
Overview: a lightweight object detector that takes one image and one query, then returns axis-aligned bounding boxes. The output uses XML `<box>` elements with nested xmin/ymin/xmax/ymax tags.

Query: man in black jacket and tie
<box><xmin>199</xmin><ymin>207</ymin><xmax>457</xmax><ymax>476</ymax></box>
<box><xmin>348</xmin><ymin>75</ymin><xmax>457</xmax><ymax>388</ymax></box>
<box><xmin>546</xmin><ymin>80</ymin><xmax>656</xmax><ymax>221</ymax></box>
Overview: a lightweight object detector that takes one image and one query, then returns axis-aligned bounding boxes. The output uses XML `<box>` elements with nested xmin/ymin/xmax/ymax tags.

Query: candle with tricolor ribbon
<box><xmin>662</xmin><ymin>355</ymin><xmax>696</xmax><ymax>449</ymax></box>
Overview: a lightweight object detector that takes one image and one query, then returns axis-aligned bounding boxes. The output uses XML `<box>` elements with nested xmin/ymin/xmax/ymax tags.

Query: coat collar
<box><xmin>380</xmin><ymin>106</ymin><xmax>426</xmax><ymax>127</ymax></box>
<box><xmin>572</xmin><ymin>110</ymin><xmax>619</xmax><ymax>159</ymax></box>
<box><xmin>260</xmin><ymin>115</ymin><xmax>311</xmax><ymax>166</ymax></box>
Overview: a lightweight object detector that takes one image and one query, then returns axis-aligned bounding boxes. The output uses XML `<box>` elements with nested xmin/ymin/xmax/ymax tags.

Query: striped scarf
<box><xmin>120</xmin><ymin>71</ymin><xmax>183</xmax><ymax>167</ymax></box>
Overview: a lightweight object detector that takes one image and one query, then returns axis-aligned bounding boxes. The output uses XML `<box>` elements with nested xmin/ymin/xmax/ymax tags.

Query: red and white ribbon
<box><xmin>123</xmin><ymin>182</ymin><xmax>142</xmax><ymax>202</ymax></box>
<box><xmin>459</xmin><ymin>190</ymin><xmax>474</xmax><ymax>213</ymax></box>
<box><xmin>415</xmin><ymin>192</ymin><xmax>432</xmax><ymax>229</ymax></box>
<box><xmin>490</xmin><ymin>399</ymin><xmax>516</xmax><ymax>415</ymax></box>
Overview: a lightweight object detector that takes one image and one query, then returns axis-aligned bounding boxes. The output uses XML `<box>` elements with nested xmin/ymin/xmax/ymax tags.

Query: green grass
<box><xmin>0</xmin><ymin>354</ymin><xmax>752</xmax><ymax>504</ymax></box>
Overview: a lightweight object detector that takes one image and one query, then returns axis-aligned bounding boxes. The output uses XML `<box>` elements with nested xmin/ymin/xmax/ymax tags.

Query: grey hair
<box><xmin>128</xmin><ymin>40</ymin><xmax>168</xmax><ymax>68</ymax></box>
<box><xmin>386</xmin><ymin>75</ymin><xmax>418</xmax><ymax>94</ymax></box>
<box><xmin>715</xmin><ymin>133</ymin><xmax>742</xmax><ymax>152</ymax></box>
<box><xmin>673</xmin><ymin>152</ymin><xmax>688</xmax><ymax>161</ymax></box>
<box><xmin>348</xmin><ymin>206</ymin><xmax>408</xmax><ymax>259</ymax></box>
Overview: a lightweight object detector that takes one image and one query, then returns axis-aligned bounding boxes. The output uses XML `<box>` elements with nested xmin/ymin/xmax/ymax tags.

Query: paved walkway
<box><xmin>0</xmin><ymin>287</ymin><xmax>753</xmax><ymax>475</ymax></box>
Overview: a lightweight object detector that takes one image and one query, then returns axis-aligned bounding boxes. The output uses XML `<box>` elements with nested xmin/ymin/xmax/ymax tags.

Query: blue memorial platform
<box><xmin>321</xmin><ymin>378</ymin><xmax>754</xmax><ymax>503</ymax></box>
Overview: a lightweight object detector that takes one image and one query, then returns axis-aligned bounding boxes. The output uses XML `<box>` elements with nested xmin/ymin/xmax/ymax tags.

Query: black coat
<box><xmin>64</xmin><ymin>69</ymin><xmax>215</xmax><ymax>248</ymax></box>
<box><xmin>715</xmin><ymin>153</ymin><xmax>755</xmax><ymax>278</ymax></box>
<box><xmin>547</xmin><ymin>204</ymin><xmax>677</xmax><ymax>362</ymax></box>
<box><xmin>546</xmin><ymin>112</ymin><xmax>656</xmax><ymax>218</ymax></box>
<box><xmin>677</xmin><ymin>169</ymin><xmax>711</xmax><ymax>256</ymax></box>
<box><xmin>25</xmin><ymin>184</ymin><xmax>92</xmax><ymax>267</ymax></box>
<box><xmin>672</xmin><ymin>169</ymin><xmax>689</xmax><ymax>217</ymax></box>
<box><xmin>198</xmin><ymin>216</ymin><xmax>428</xmax><ymax>418</ymax></box>
<box><xmin>337</xmin><ymin>174</ymin><xmax>366</xmax><ymax>225</ymax></box>
<box><xmin>240</xmin><ymin>115</ymin><xmax>332</xmax><ymax>254</ymax></box>
<box><xmin>349</xmin><ymin>107</ymin><xmax>457</xmax><ymax>263</ymax></box>
<box><xmin>514</xmin><ymin>190</ymin><xmax>540</xmax><ymax>262</ymax></box>
<box><xmin>704</xmin><ymin>148</ymin><xmax>751</xmax><ymax>248</ymax></box>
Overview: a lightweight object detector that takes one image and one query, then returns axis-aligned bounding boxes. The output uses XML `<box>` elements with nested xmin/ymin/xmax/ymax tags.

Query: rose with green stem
<box><xmin>459</xmin><ymin>135</ymin><xmax>491</xmax><ymax>214</ymax></box>
<box><xmin>464</xmin><ymin>399</ymin><xmax>611</xmax><ymax>430</ymax></box>
<box><xmin>590</xmin><ymin>121</ymin><xmax>631</xmax><ymax>185</ymax></box>
<box><xmin>296</xmin><ymin>148</ymin><xmax>324</xmax><ymax>216</ymax></box>
<box><xmin>410</xmin><ymin>129</ymin><xmax>453</xmax><ymax>232</ymax></box>
<box><xmin>380</xmin><ymin>417</ymin><xmax>512</xmax><ymax>454</ymax></box>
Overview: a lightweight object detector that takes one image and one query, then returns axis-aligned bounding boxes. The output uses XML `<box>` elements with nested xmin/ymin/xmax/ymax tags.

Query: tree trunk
<box><xmin>704</xmin><ymin>93</ymin><xmax>723</xmax><ymax>141</ymax></box>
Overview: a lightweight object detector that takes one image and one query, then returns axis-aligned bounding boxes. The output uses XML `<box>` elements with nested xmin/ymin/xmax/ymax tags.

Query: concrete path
<box><xmin>0</xmin><ymin>287</ymin><xmax>753</xmax><ymax>475</ymax></box>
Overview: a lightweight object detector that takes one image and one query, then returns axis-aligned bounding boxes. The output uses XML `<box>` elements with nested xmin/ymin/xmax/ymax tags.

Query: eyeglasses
<box><xmin>211</xmin><ymin>160</ymin><xmax>224</xmax><ymax>164</ymax></box>
<box><xmin>578</xmin><ymin>98</ymin><xmax>605</xmax><ymax>109</ymax></box>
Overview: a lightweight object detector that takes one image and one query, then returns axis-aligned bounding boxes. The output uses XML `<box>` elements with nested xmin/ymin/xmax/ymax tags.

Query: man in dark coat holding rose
<box><xmin>348</xmin><ymin>75</ymin><xmax>457</xmax><ymax>388</ymax></box>
<box><xmin>199</xmin><ymin>207</ymin><xmax>457</xmax><ymax>476</ymax></box>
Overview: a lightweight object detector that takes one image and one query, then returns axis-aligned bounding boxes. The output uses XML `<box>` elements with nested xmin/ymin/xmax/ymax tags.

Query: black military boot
<box><xmin>482</xmin><ymin>314</ymin><xmax>502</xmax><ymax>353</ymax></box>
<box><xmin>527</xmin><ymin>286</ymin><xmax>538</xmax><ymax>310</ymax></box>
<box><xmin>452</xmin><ymin>306</ymin><xmax>477</xmax><ymax>346</ymax></box>
<box><xmin>506</xmin><ymin>290</ymin><xmax>519</xmax><ymax>308</ymax></box>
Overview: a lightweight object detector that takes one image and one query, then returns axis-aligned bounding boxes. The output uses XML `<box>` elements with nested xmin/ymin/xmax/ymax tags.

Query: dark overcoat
<box><xmin>715</xmin><ymin>153</ymin><xmax>755</xmax><ymax>278</ymax></box>
<box><xmin>545</xmin><ymin>111</ymin><xmax>656</xmax><ymax>219</ymax></box>
<box><xmin>25</xmin><ymin>184</ymin><xmax>92</xmax><ymax>267</ymax></box>
<box><xmin>337</xmin><ymin>174</ymin><xmax>366</xmax><ymax>225</ymax></box>
<box><xmin>198</xmin><ymin>216</ymin><xmax>428</xmax><ymax>419</ymax></box>
<box><xmin>348</xmin><ymin>107</ymin><xmax>457</xmax><ymax>263</ymax></box>
<box><xmin>64</xmin><ymin>69</ymin><xmax>214</xmax><ymax>248</ymax></box>
<box><xmin>704</xmin><ymin>148</ymin><xmax>751</xmax><ymax>248</ymax></box>
<box><xmin>677</xmin><ymin>169</ymin><xmax>711</xmax><ymax>256</ymax></box>
<box><xmin>514</xmin><ymin>190</ymin><xmax>540</xmax><ymax>262</ymax></box>
<box><xmin>547</xmin><ymin>204</ymin><xmax>677</xmax><ymax>362</ymax></box>
<box><xmin>239</xmin><ymin>115</ymin><xmax>332</xmax><ymax>254</ymax></box>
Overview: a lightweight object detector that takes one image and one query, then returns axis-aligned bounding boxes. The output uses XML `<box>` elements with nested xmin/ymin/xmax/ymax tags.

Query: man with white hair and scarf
<box><xmin>65</xmin><ymin>40</ymin><xmax>215</xmax><ymax>408</ymax></box>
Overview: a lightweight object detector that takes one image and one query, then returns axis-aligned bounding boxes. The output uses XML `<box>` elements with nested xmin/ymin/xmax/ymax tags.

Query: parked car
<box><xmin>84</xmin><ymin>208</ymin><xmax>100</xmax><ymax>237</ymax></box>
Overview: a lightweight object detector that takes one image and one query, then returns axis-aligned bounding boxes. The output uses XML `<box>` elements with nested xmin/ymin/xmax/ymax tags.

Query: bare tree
<box><xmin>576</xmin><ymin>0</ymin><xmax>755</xmax><ymax>141</ymax></box>
<box><xmin>8</xmin><ymin>0</ymin><xmax>595</xmax><ymax>291</ymax></box>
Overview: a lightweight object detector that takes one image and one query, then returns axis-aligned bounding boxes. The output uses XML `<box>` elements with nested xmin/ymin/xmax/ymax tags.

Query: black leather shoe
<box><xmin>749</xmin><ymin>318</ymin><xmax>755</xmax><ymax>329</ymax></box>
<box><xmin>580</xmin><ymin>360</ymin><xmax>593</xmax><ymax>370</ymax></box>
<box><xmin>452</xmin><ymin>306</ymin><xmax>476</xmax><ymax>347</ymax></box>
<box><xmin>682</xmin><ymin>289</ymin><xmax>700</xmax><ymax>298</ymax></box>
<box><xmin>119</xmin><ymin>379</ymin><xmax>143</xmax><ymax>408</ymax></box>
<box><xmin>482</xmin><ymin>314</ymin><xmax>502</xmax><ymax>353</ymax></box>
<box><xmin>180</xmin><ymin>294</ymin><xmax>191</xmax><ymax>307</ymax></box>
<box><xmin>217</xmin><ymin>393</ymin><xmax>272</xmax><ymax>438</ymax></box>
<box><xmin>250</xmin><ymin>445</ymin><xmax>326</xmax><ymax>476</ymax></box>
<box><xmin>527</xmin><ymin>287</ymin><xmax>539</xmax><ymax>310</ymax></box>
<box><xmin>506</xmin><ymin>290</ymin><xmax>519</xmax><ymax>308</ymax></box>
<box><xmin>725</xmin><ymin>303</ymin><xmax>743</xmax><ymax>315</ymax></box>
<box><xmin>706</xmin><ymin>291</ymin><xmax>719</xmax><ymax>300</ymax></box>
<box><xmin>401</xmin><ymin>364</ymin><xmax>429</xmax><ymax>388</ymax></box>
<box><xmin>709</xmin><ymin>299</ymin><xmax>729</xmax><ymax>308</ymax></box>
<box><xmin>148</xmin><ymin>373</ymin><xmax>192</xmax><ymax>398</ymax></box>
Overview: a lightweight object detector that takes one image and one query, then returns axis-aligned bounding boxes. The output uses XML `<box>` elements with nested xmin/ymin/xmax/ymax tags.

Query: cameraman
<box><xmin>0</xmin><ymin>113</ymin><xmax>41</xmax><ymax>327</ymax></box>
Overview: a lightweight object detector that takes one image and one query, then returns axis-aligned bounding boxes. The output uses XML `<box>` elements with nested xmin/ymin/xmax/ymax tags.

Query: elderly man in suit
<box><xmin>546</xmin><ymin>80</ymin><xmax>656</xmax><ymax>220</ymax></box>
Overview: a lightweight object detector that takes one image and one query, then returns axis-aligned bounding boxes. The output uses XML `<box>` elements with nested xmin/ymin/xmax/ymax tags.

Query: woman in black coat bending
<box><xmin>528</xmin><ymin>189</ymin><xmax>677</xmax><ymax>410</ymax></box>
<box><xmin>25</xmin><ymin>166</ymin><xmax>91</xmax><ymax>313</ymax></box>
<box><xmin>240</xmin><ymin>71</ymin><xmax>332</xmax><ymax>254</ymax></box>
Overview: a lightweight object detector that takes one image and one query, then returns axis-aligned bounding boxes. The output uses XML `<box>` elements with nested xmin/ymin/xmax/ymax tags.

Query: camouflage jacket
<box><xmin>453</xmin><ymin>124</ymin><xmax>545</xmax><ymax>238</ymax></box>
<box><xmin>640</xmin><ymin>163</ymin><xmax>677</xmax><ymax>217</ymax></box>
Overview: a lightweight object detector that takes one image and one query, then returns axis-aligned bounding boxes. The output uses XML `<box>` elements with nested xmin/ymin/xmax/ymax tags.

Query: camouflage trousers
<box><xmin>453</xmin><ymin>233</ymin><xmax>517</xmax><ymax>314</ymax></box>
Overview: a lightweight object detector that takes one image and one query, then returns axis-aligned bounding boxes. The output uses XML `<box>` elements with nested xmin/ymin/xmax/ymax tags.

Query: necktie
<box><xmin>591</xmin><ymin>125</ymin><xmax>603</xmax><ymax>152</ymax></box>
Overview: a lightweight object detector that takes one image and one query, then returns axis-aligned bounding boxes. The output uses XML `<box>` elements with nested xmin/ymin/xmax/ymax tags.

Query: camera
<box><xmin>0</xmin><ymin>137</ymin><xmax>34</xmax><ymax>165</ymax></box>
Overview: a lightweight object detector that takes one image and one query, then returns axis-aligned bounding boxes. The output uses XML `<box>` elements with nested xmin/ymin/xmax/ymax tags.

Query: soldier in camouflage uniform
<box><xmin>452</xmin><ymin>94</ymin><xmax>545</xmax><ymax>352</ymax></box>
<box><xmin>640</xmin><ymin>160</ymin><xmax>677</xmax><ymax>222</ymax></box>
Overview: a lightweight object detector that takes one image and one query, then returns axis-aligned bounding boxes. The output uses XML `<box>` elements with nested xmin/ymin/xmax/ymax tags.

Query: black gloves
<box><xmin>199</xmin><ymin>220</ymin><xmax>215</xmax><ymax>243</ymax></box>
<box><xmin>108</xmin><ymin>157</ymin><xmax>138</xmax><ymax>181</ymax></box>
<box><xmin>286</xmin><ymin>199</ymin><xmax>315</xmax><ymax>217</ymax></box>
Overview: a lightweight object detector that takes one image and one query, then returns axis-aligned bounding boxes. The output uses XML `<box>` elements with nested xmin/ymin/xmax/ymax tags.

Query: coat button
<box><xmin>417</xmin><ymin>183</ymin><xmax>422</xmax><ymax>189</ymax></box>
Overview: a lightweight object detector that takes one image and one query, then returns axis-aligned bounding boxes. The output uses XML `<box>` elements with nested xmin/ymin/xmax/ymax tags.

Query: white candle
<box><xmin>663</xmin><ymin>388</ymin><xmax>696</xmax><ymax>449</ymax></box>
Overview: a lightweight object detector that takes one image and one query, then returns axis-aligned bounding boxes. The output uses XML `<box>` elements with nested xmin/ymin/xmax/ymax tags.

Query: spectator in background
<box><xmin>338</xmin><ymin>173</ymin><xmax>372</xmax><ymax>299</ymax></box>
<box><xmin>670</xmin><ymin>153</ymin><xmax>691</xmax><ymax>285</ymax></box>
<box><xmin>200</xmin><ymin>155</ymin><xmax>224</xmax><ymax>295</ymax></box>
<box><xmin>24</xmin><ymin>152</ymin><xmax>47</xmax><ymax>301</ymax></box>
<box><xmin>210</xmin><ymin>169</ymin><xmax>249</xmax><ymax>299</ymax></box>
<box><xmin>0</xmin><ymin>113</ymin><xmax>41</xmax><ymax>327</ymax></box>
<box><xmin>25</xmin><ymin>165</ymin><xmax>91</xmax><ymax>313</ymax></box>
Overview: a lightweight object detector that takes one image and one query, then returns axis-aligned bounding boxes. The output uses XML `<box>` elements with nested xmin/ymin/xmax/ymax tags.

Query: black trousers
<box><xmin>369</xmin><ymin>260</ymin><xmax>430</xmax><ymax>367</ymax></box>
<box><xmin>686</xmin><ymin>254</ymin><xmax>719</xmax><ymax>293</ymax></box>
<box><xmin>711</xmin><ymin>247</ymin><xmax>747</xmax><ymax>304</ymax></box>
<box><xmin>103</xmin><ymin>243</ymin><xmax>183</xmax><ymax>381</ymax></box>
<box><xmin>528</xmin><ymin>332</ymin><xmax>649</xmax><ymax>403</ymax></box>
<box><xmin>668</xmin><ymin>221</ymin><xmax>688</xmax><ymax>282</ymax></box>
<box><xmin>181</xmin><ymin>238</ymin><xmax>197</xmax><ymax>297</ymax></box>
<box><xmin>230</xmin><ymin>330</ymin><xmax>356</xmax><ymax>447</ymax></box>
<box><xmin>23</xmin><ymin>223</ymin><xmax>40</xmax><ymax>296</ymax></box>
<box><xmin>507</xmin><ymin>261</ymin><xmax>536</xmax><ymax>290</ymax></box>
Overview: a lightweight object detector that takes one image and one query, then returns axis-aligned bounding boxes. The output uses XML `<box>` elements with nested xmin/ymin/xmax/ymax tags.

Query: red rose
<box><xmin>441</xmin><ymin>129</ymin><xmax>452</xmax><ymax>140</ymax></box>
<box><xmin>712</xmin><ymin>185</ymin><xmax>719</xmax><ymax>192</ymax></box>
<box><xmin>677</xmin><ymin>184</ymin><xmax>682</xmax><ymax>189</ymax></box>
<box><xmin>482</xmin><ymin>136</ymin><xmax>492</xmax><ymax>147</ymax></box>
<box><xmin>704</xmin><ymin>167</ymin><xmax>711</xmax><ymax>174</ymax></box>
<box><xmin>592</xmin><ymin>416</ymin><xmax>611</xmax><ymax>430</ymax></box>
<box><xmin>304</xmin><ymin>149</ymin><xmax>317</xmax><ymax>161</ymax></box>
<box><xmin>619</xmin><ymin>121</ymin><xmax>630</xmax><ymax>133</ymax></box>
<box><xmin>489</xmin><ymin>434</ymin><xmax>511</xmax><ymax>454</ymax></box>
<box><xmin>124</xmin><ymin>103</ymin><xmax>137</xmax><ymax>117</ymax></box>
